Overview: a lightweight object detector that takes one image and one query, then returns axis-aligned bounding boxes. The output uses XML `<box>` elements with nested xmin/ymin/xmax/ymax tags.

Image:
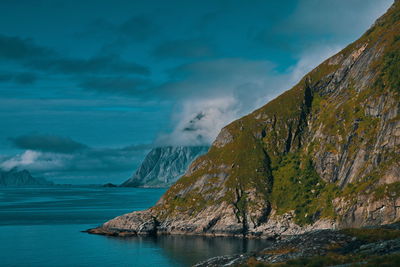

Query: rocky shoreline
<box><xmin>194</xmin><ymin>222</ymin><xmax>400</xmax><ymax>266</ymax></box>
<box><xmin>85</xmin><ymin>221</ymin><xmax>400</xmax><ymax>266</ymax></box>
<box><xmin>85</xmin><ymin>208</ymin><xmax>340</xmax><ymax>239</ymax></box>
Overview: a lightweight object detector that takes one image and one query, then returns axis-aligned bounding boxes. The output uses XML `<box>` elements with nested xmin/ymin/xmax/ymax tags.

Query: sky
<box><xmin>0</xmin><ymin>0</ymin><xmax>393</xmax><ymax>184</ymax></box>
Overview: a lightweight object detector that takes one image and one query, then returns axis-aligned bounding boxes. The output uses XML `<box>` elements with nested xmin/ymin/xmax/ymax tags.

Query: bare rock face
<box><xmin>89</xmin><ymin>2</ymin><xmax>400</xmax><ymax>238</ymax></box>
<box><xmin>87</xmin><ymin>210</ymin><xmax>157</xmax><ymax>236</ymax></box>
<box><xmin>121</xmin><ymin>146</ymin><xmax>208</xmax><ymax>188</ymax></box>
<box><xmin>212</xmin><ymin>128</ymin><xmax>234</xmax><ymax>148</ymax></box>
<box><xmin>335</xmin><ymin>193</ymin><xmax>400</xmax><ymax>228</ymax></box>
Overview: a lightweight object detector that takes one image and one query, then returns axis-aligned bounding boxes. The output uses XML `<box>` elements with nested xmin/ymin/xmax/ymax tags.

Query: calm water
<box><xmin>0</xmin><ymin>186</ymin><xmax>270</xmax><ymax>267</ymax></box>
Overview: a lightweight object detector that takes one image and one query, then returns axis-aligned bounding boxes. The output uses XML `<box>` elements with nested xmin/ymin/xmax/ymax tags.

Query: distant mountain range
<box><xmin>121</xmin><ymin>146</ymin><xmax>209</xmax><ymax>188</ymax></box>
<box><xmin>0</xmin><ymin>169</ymin><xmax>53</xmax><ymax>186</ymax></box>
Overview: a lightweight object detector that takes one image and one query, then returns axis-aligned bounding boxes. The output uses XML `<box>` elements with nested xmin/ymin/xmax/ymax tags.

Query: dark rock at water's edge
<box><xmin>85</xmin><ymin>222</ymin><xmax>400</xmax><ymax>266</ymax></box>
<box><xmin>89</xmin><ymin>2</ymin><xmax>400</xmax><ymax>239</ymax></box>
<box><xmin>102</xmin><ymin>183</ymin><xmax>118</xmax><ymax>187</ymax></box>
<box><xmin>195</xmin><ymin>222</ymin><xmax>400</xmax><ymax>266</ymax></box>
<box><xmin>121</xmin><ymin>146</ymin><xmax>209</xmax><ymax>188</ymax></box>
<box><xmin>0</xmin><ymin>169</ymin><xmax>53</xmax><ymax>186</ymax></box>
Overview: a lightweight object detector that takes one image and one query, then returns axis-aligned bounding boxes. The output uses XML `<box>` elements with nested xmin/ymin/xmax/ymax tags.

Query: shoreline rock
<box><xmin>194</xmin><ymin>222</ymin><xmax>400</xmax><ymax>266</ymax></box>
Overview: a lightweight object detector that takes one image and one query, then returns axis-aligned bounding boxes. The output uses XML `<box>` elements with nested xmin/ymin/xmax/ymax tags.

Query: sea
<box><xmin>0</xmin><ymin>186</ymin><xmax>271</xmax><ymax>267</ymax></box>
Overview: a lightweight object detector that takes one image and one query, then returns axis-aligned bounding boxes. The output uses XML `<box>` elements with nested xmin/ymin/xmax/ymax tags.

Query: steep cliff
<box><xmin>121</xmin><ymin>146</ymin><xmax>209</xmax><ymax>188</ymax></box>
<box><xmin>89</xmin><ymin>1</ymin><xmax>400</xmax><ymax>238</ymax></box>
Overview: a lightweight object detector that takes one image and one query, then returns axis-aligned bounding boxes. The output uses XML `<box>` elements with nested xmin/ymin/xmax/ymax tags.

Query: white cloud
<box><xmin>158</xmin><ymin>43</ymin><xmax>343</xmax><ymax>146</ymax></box>
<box><xmin>0</xmin><ymin>150</ymin><xmax>73</xmax><ymax>173</ymax></box>
<box><xmin>1</xmin><ymin>150</ymin><xmax>41</xmax><ymax>170</ymax></box>
<box><xmin>156</xmin><ymin>97</ymin><xmax>239</xmax><ymax>145</ymax></box>
<box><xmin>0</xmin><ymin>144</ymin><xmax>150</xmax><ymax>182</ymax></box>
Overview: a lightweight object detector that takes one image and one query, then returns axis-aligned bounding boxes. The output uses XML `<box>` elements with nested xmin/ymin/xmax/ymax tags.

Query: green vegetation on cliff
<box><xmin>151</xmin><ymin>1</ymin><xmax>400</xmax><ymax>233</ymax></box>
<box><xmin>270</xmin><ymin>153</ymin><xmax>338</xmax><ymax>225</ymax></box>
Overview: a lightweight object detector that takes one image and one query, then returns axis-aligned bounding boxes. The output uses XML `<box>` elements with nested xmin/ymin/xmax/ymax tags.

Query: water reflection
<box><xmin>107</xmin><ymin>234</ymin><xmax>272</xmax><ymax>266</ymax></box>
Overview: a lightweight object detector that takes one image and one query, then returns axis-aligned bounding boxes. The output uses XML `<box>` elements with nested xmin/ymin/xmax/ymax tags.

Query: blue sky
<box><xmin>0</xmin><ymin>0</ymin><xmax>393</xmax><ymax>183</ymax></box>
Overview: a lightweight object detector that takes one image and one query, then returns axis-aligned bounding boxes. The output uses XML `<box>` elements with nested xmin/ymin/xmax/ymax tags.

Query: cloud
<box><xmin>73</xmin><ymin>18</ymin><xmax>115</xmax><ymax>40</ymax></box>
<box><xmin>0</xmin><ymin>34</ymin><xmax>149</xmax><ymax>76</ymax></box>
<box><xmin>1</xmin><ymin>136</ymin><xmax>152</xmax><ymax>181</ymax></box>
<box><xmin>79</xmin><ymin>77</ymin><xmax>150</xmax><ymax>95</ymax></box>
<box><xmin>29</xmin><ymin>55</ymin><xmax>150</xmax><ymax>76</ymax></box>
<box><xmin>119</xmin><ymin>16</ymin><xmax>159</xmax><ymax>42</ymax></box>
<box><xmin>76</xmin><ymin>15</ymin><xmax>159</xmax><ymax>43</ymax></box>
<box><xmin>13</xmin><ymin>72</ymin><xmax>37</xmax><ymax>84</ymax></box>
<box><xmin>156</xmin><ymin>44</ymin><xmax>343</xmax><ymax>146</ymax></box>
<box><xmin>0</xmin><ymin>35</ymin><xmax>52</xmax><ymax>61</ymax></box>
<box><xmin>73</xmin><ymin>58</ymin><xmax>281</xmax><ymax>101</ymax></box>
<box><xmin>9</xmin><ymin>134</ymin><xmax>88</xmax><ymax>153</ymax></box>
<box><xmin>153</xmin><ymin>39</ymin><xmax>215</xmax><ymax>59</ymax></box>
<box><xmin>0</xmin><ymin>149</ymin><xmax>139</xmax><ymax>174</ymax></box>
<box><xmin>157</xmin><ymin>58</ymin><xmax>278</xmax><ymax>100</ymax></box>
<box><xmin>0</xmin><ymin>72</ymin><xmax>37</xmax><ymax>85</ymax></box>
<box><xmin>0</xmin><ymin>150</ymin><xmax>40</xmax><ymax>171</ymax></box>
<box><xmin>281</xmin><ymin>0</ymin><xmax>393</xmax><ymax>36</ymax></box>
<box><xmin>194</xmin><ymin>10</ymin><xmax>222</xmax><ymax>32</ymax></box>
<box><xmin>153</xmin><ymin>58</ymin><xmax>282</xmax><ymax>145</ymax></box>
<box><xmin>156</xmin><ymin>97</ymin><xmax>238</xmax><ymax>146</ymax></box>
<box><xmin>253</xmin><ymin>0</ymin><xmax>393</xmax><ymax>53</ymax></box>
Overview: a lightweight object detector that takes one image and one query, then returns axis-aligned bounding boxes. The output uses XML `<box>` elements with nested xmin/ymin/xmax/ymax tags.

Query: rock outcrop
<box><xmin>195</xmin><ymin>222</ymin><xmax>400</xmax><ymax>266</ymax></box>
<box><xmin>88</xmin><ymin>1</ymin><xmax>400</xmax><ymax>238</ymax></box>
<box><xmin>121</xmin><ymin>146</ymin><xmax>208</xmax><ymax>188</ymax></box>
<box><xmin>0</xmin><ymin>169</ymin><xmax>53</xmax><ymax>186</ymax></box>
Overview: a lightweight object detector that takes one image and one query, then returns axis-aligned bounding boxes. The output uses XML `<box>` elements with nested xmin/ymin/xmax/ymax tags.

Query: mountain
<box><xmin>121</xmin><ymin>146</ymin><xmax>209</xmax><ymax>188</ymax></box>
<box><xmin>88</xmin><ymin>1</ymin><xmax>400</xmax><ymax>238</ymax></box>
<box><xmin>0</xmin><ymin>169</ymin><xmax>53</xmax><ymax>186</ymax></box>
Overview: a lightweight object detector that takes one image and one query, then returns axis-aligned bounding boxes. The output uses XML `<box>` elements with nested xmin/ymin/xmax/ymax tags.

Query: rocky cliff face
<box><xmin>121</xmin><ymin>146</ymin><xmax>209</xmax><ymax>188</ymax></box>
<box><xmin>89</xmin><ymin>2</ymin><xmax>400</xmax><ymax>238</ymax></box>
<box><xmin>0</xmin><ymin>169</ymin><xmax>53</xmax><ymax>186</ymax></box>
